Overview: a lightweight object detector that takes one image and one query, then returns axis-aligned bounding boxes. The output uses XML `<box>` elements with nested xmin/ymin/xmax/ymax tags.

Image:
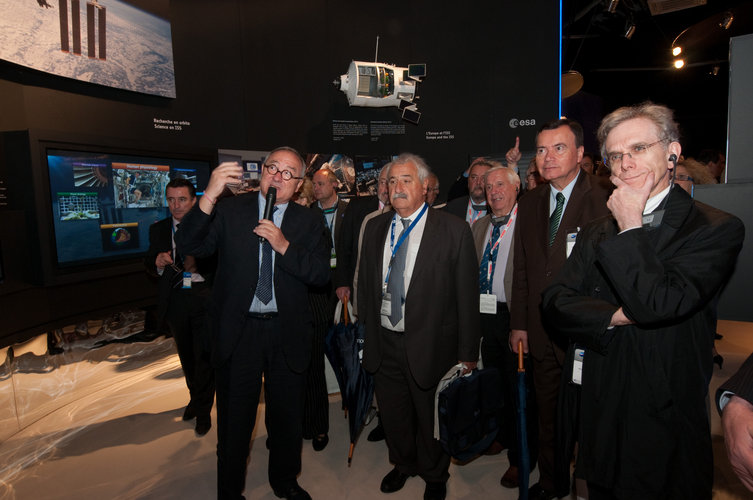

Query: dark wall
<box><xmin>0</xmin><ymin>1</ymin><xmax>560</xmax><ymax>347</ymax></box>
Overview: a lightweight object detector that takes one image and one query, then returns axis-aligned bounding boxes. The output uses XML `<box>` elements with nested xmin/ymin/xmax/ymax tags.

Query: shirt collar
<box><xmin>550</xmin><ymin>169</ymin><xmax>580</xmax><ymax>204</ymax></box>
<box><xmin>644</xmin><ymin>185</ymin><xmax>671</xmax><ymax>215</ymax></box>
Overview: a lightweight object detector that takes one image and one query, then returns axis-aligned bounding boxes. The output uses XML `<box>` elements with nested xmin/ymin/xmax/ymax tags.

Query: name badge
<box><xmin>182</xmin><ymin>271</ymin><xmax>192</xmax><ymax>289</ymax></box>
<box><xmin>566</xmin><ymin>231</ymin><xmax>578</xmax><ymax>258</ymax></box>
<box><xmin>480</xmin><ymin>294</ymin><xmax>498</xmax><ymax>314</ymax></box>
<box><xmin>380</xmin><ymin>293</ymin><xmax>392</xmax><ymax>316</ymax></box>
<box><xmin>571</xmin><ymin>348</ymin><xmax>584</xmax><ymax>385</ymax></box>
<box><xmin>330</xmin><ymin>250</ymin><xmax>337</xmax><ymax>268</ymax></box>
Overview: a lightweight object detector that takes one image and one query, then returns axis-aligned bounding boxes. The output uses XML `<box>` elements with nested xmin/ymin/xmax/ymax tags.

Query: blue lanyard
<box><xmin>384</xmin><ymin>203</ymin><xmax>428</xmax><ymax>289</ymax></box>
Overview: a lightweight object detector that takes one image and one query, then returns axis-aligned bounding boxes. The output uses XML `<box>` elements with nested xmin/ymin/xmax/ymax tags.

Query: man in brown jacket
<box><xmin>510</xmin><ymin>119</ymin><xmax>611</xmax><ymax>499</ymax></box>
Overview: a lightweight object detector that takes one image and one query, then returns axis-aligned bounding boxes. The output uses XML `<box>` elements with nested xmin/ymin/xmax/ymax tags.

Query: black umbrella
<box><xmin>326</xmin><ymin>300</ymin><xmax>375</xmax><ymax>465</ymax></box>
<box><xmin>517</xmin><ymin>340</ymin><xmax>530</xmax><ymax>500</ymax></box>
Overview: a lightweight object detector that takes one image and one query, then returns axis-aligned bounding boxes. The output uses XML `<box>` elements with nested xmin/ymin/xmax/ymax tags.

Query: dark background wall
<box><xmin>0</xmin><ymin>0</ymin><xmax>559</xmax><ymax>346</ymax></box>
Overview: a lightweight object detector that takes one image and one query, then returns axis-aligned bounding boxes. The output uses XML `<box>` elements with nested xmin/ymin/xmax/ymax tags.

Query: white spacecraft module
<box><xmin>334</xmin><ymin>61</ymin><xmax>426</xmax><ymax>109</ymax></box>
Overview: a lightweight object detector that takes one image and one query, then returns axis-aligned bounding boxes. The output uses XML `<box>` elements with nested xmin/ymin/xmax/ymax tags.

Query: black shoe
<box><xmin>273</xmin><ymin>482</ymin><xmax>312</xmax><ymax>500</ymax></box>
<box><xmin>529</xmin><ymin>482</ymin><xmax>558</xmax><ymax>500</ymax></box>
<box><xmin>312</xmin><ymin>434</ymin><xmax>329</xmax><ymax>451</ymax></box>
<box><xmin>182</xmin><ymin>405</ymin><xmax>196</xmax><ymax>421</ymax></box>
<box><xmin>714</xmin><ymin>354</ymin><xmax>724</xmax><ymax>369</ymax></box>
<box><xmin>367</xmin><ymin>420</ymin><xmax>385</xmax><ymax>442</ymax></box>
<box><xmin>424</xmin><ymin>481</ymin><xmax>447</xmax><ymax>500</ymax></box>
<box><xmin>195</xmin><ymin>415</ymin><xmax>211</xmax><ymax>436</ymax></box>
<box><xmin>500</xmin><ymin>465</ymin><xmax>518</xmax><ymax>488</ymax></box>
<box><xmin>380</xmin><ymin>467</ymin><xmax>412</xmax><ymax>493</ymax></box>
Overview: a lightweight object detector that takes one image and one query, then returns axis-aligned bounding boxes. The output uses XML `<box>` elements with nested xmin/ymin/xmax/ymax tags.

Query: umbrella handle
<box><xmin>343</xmin><ymin>299</ymin><xmax>350</xmax><ymax>325</ymax></box>
<box><xmin>518</xmin><ymin>340</ymin><xmax>525</xmax><ymax>372</ymax></box>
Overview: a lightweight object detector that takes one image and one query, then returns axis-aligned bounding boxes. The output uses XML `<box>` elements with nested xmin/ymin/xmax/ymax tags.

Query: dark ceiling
<box><xmin>560</xmin><ymin>0</ymin><xmax>753</xmax><ymax>155</ymax></box>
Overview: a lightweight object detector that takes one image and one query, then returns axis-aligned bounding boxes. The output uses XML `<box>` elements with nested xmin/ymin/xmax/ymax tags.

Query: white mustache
<box><xmin>392</xmin><ymin>193</ymin><xmax>408</xmax><ymax>200</ymax></box>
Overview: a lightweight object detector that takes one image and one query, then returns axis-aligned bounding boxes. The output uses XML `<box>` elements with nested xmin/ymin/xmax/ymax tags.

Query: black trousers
<box><xmin>165</xmin><ymin>286</ymin><xmax>215</xmax><ymax>417</ymax></box>
<box><xmin>479</xmin><ymin>302</ymin><xmax>538</xmax><ymax>468</ymax></box>
<box><xmin>303</xmin><ymin>289</ymin><xmax>331</xmax><ymax>438</ymax></box>
<box><xmin>215</xmin><ymin>316</ymin><xmax>305</xmax><ymax>500</ymax></box>
<box><xmin>374</xmin><ymin>327</ymin><xmax>450</xmax><ymax>484</ymax></box>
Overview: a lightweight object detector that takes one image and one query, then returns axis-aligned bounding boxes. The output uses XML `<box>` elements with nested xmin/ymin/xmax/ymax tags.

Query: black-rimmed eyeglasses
<box><xmin>264</xmin><ymin>163</ymin><xmax>303</xmax><ymax>181</ymax></box>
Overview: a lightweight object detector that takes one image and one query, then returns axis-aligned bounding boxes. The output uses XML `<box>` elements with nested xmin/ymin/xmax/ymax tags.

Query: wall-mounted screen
<box><xmin>0</xmin><ymin>0</ymin><xmax>175</xmax><ymax>97</ymax></box>
<box><xmin>46</xmin><ymin>147</ymin><xmax>212</xmax><ymax>267</ymax></box>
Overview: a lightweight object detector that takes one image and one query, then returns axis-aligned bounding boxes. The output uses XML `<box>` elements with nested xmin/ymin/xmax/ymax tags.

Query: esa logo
<box><xmin>509</xmin><ymin>118</ymin><xmax>536</xmax><ymax>128</ymax></box>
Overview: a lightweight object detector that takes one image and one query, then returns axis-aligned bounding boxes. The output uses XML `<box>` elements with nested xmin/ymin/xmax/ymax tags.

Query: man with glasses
<box><xmin>176</xmin><ymin>146</ymin><xmax>330</xmax><ymax>500</ymax></box>
<box><xmin>543</xmin><ymin>103</ymin><xmax>744</xmax><ymax>498</ymax></box>
<box><xmin>510</xmin><ymin>118</ymin><xmax>611</xmax><ymax>499</ymax></box>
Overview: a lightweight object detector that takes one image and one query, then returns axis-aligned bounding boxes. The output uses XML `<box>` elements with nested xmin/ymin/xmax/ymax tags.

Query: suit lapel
<box><xmin>548</xmin><ymin>172</ymin><xmax>590</xmax><ymax>257</ymax></box>
<box><xmin>409</xmin><ymin>208</ymin><xmax>438</xmax><ymax>293</ymax></box>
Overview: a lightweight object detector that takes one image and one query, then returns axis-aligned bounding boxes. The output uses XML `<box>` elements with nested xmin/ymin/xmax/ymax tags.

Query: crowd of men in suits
<box><xmin>146</xmin><ymin>102</ymin><xmax>749</xmax><ymax>500</ymax></box>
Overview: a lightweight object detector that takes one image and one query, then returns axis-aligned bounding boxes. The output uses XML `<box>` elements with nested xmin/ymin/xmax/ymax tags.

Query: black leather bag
<box><xmin>437</xmin><ymin>367</ymin><xmax>503</xmax><ymax>461</ymax></box>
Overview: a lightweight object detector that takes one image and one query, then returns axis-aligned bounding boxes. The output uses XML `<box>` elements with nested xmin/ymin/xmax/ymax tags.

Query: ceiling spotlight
<box><xmin>674</xmin><ymin>59</ymin><xmax>685</xmax><ymax>69</ymax></box>
<box><xmin>624</xmin><ymin>24</ymin><xmax>636</xmax><ymax>40</ymax></box>
<box><xmin>720</xmin><ymin>12</ymin><xmax>734</xmax><ymax>30</ymax></box>
<box><xmin>607</xmin><ymin>0</ymin><xmax>619</xmax><ymax>13</ymax></box>
<box><xmin>711</xmin><ymin>65</ymin><xmax>720</xmax><ymax>76</ymax></box>
<box><xmin>672</xmin><ymin>46</ymin><xmax>682</xmax><ymax>56</ymax></box>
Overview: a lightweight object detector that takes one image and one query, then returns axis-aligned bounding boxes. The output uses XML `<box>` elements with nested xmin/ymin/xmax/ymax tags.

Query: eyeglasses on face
<box><xmin>264</xmin><ymin>163</ymin><xmax>303</xmax><ymax>181</ymax></box>
<box><xmin>604</xmin><ymin>139</ymin><xmax>666</xmax><ymax>168</ymax></box>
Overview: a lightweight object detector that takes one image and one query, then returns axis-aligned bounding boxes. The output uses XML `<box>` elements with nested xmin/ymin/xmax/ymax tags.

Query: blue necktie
<box><xmin>255</xmin><ymin>207</ymin><xmax>276</xmax><ymax>304</ymax></box>
<box><xmin>387</xmin><ymin>218</ymin><xmax>410</xmax><ymax>326</ymax></box>
<box><xmin>479</xmin><ymin>223</ymin><xmax>501</xmax><ymax>293</ymax></box>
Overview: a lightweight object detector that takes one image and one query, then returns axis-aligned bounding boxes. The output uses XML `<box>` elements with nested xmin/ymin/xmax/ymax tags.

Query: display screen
<box><xmin>46</xmin><ymin>147</ymin><xmax>212</xmax><ymax>267</ymax></box>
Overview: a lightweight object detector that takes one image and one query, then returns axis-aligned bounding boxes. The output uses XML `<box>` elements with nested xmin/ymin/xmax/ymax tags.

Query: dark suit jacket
<box><xmin>510</xmin><ymin>172</ymin><xmax>611</xmax><ymax>361</ymax></box>
<box><xmin>311</xmin><ymin>198</ymin><xmax>348</xmax><ymax>262</ymax></box>
<box><xmin>471</xmin><ymin>212</ymin><xmax>516</xmax><ymax>304</ymax></box>
<box><xmin>357</xmin><ymin>207</ymin><xmax>481</xmax><ymax>389</ymax></box>
<box><xmin>717</xmin><ymin>353</ymin><xmax>753</xmax><ymax>412</ymax></box>
<box><xmin>333</xmin><ymin>195</ymin><xmax>379</xmax><ymax>289</ymax></box>
<box><xmin>144</xmin><ymin>217</ymin><xmax>216</xmax><ymax>323</ymax></box>
<box><xmin>542</xmin><ymin>186</ymin><xmax>745</xmax><ymax>496</ymax></box>
<box><xmin>443</xmin><ymin>195</ymin><xmax>472</xmax><ymax>221</ymax></box>
<box><xmin>175</xmin><ymin>192</ymin><xmax>331</xmax><ymax>371</ymax></box>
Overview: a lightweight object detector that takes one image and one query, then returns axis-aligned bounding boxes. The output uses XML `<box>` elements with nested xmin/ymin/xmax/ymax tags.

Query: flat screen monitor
<box><xmin>46</xmin><ymin>147</ymin><xmax>212</xmax><ymax>268</ymax></box>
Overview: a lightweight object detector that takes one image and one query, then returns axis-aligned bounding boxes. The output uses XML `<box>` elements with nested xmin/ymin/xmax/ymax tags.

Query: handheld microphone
<box><xmin>259</xmin><ymin>186</ymin><xmax>277</xmax><ymax>243</ymax></box>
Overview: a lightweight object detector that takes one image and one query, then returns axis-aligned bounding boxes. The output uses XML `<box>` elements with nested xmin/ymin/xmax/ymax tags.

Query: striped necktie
<box><xmin>549</xmin><ymin>192</ymin><xmax>565</xmax><ymax>246</ymax></box>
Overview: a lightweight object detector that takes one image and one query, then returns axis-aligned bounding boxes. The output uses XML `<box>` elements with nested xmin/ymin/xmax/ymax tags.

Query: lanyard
<box><xmin>484</xmin><ymin>204</ymin><xmax>517</xmax><ymax>286</ymax></box>
<box><xmin>466</xmin><ymin>200</ymin><xmax>485</xmax><ymax>225</ymax></box>
<box><xmin>383</xmin><ymin>203</ymin><xmax>429</xmax><ymax>290</ymax></box>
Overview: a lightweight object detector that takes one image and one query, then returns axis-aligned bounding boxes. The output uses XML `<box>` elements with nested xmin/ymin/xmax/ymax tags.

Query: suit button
<box><xmin>594</xmin><ymin>286</ymin><xmax>601</xmax><ymax>292</ymax></box>
<box><xmin>545</xmin><ymin>271</ymin><xmax>552</xmax><ymax>277</ymax></box>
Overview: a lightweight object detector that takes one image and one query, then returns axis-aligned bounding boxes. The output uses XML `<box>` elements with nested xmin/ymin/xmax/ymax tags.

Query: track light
<box><xmin>674</xmin><ymin>59</ymin><xmax>685</xmax><ymax>69</ymax></box>
<box><xmin>672</xmin><ymin>46</ymin><xmax>682</xmax><ymax>56</ymax></box>
<box><xmin>607</xmin><ymin>0</ymin><xmax>619</xmax><ymax>13</ymax></box>
<box><xmin>624</xmin><ymin>24</ymin><xmax>636</xmax><ymax>40</ymax></box>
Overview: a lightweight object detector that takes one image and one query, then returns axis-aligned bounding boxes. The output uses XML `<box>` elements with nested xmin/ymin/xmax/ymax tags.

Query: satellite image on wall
<box><xmin>0</xmin><ymin>0</ymin><xmax>175</xmax><ymax>97</ymax></box>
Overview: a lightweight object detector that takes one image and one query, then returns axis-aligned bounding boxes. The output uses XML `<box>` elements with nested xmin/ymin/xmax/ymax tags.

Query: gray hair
<box><xmin>386</xmin><ymin>153</ymin><xmax>433</xmax><ymax>182</ymax></box>
<box><xmin>597</xmin><ymin>102</ymin><xmax>680</xmax><ymax>160</ymax></box>
<box><xmin>484</xmin><ymin>166</ymin><xmax>521</xmax><ymax>188</ymax></box>
<box><xmin>268</xmin><ymin>146</ymin><xmax>307</xmax><ymax>175</ymax></box>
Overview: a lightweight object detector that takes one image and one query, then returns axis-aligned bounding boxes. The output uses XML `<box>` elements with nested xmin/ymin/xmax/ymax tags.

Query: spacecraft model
<box><xmin>334</xmin><ymin>59</ymin><xmax>426</xmax><ymax>123</ymax></box>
